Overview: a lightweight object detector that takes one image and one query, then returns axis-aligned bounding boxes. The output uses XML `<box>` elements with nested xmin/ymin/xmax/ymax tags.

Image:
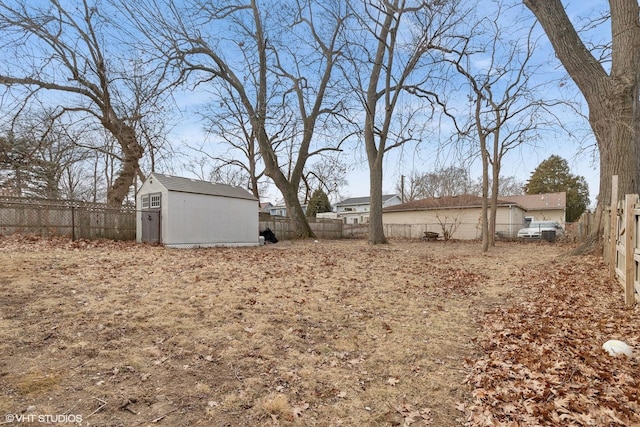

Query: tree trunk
<box><xmin>477</xmin><ymin>94</ymin><xmax>490</xmax><ymax>252</ymax></box>
<box><xmin>368</xmin><ymin>154</ymin><xmax>388</xmax><ymax>245</ymax></box>
<box><xmin>281</xmin><ymin>181</ymin><xmax>314</xmax><ymax>239</ymax></box>
<box><xmin>104</xmin><ymin>120</ymin><xmax>144</xmax><ymax>206</ymax></box>
<box><xmin>249</xmin><ymin>0</ymin><xmax>314</xmax><ymax>239</ymax></box>
<box><xmin>524</xmin><ymin>0</ymin><xmax>640</xmax><ymax>243</ymax></box>
<box><xmin>480</xmin><ymin>138</ymin><xmax>490</xmax><ymax>252</ymax></box>
<box><xmin>261</xmin><ymin>149</ymin><xmax>316</xmax><ymax>239</ymax></box>
<box><xmin>489</xmin><ymin>129</ymin><xmax>501</xmax><ymax>247</ymax></box>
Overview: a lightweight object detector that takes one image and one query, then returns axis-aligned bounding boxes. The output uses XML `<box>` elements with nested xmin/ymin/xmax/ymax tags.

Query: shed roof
<box><xmin>501</xmin><ymin>192</ymin><xmax>566</xmax><ymax>210</ymax></box>
<box><xmin>148</xmin><ymin>173</ymin><xmax>258</xmax><ymax>201</ymax></box>
<box><xmin>383</xmin><ymin>194</ymin><xmax>523</xmax><ymax>212</ymax></box>
<box><xmin>337</xmin><ymin>194</ymin><xmax>398</xmax><ymax>206</ymax></box>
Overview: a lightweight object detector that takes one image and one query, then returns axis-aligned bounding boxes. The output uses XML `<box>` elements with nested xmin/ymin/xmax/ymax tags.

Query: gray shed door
<box><xmin>141</xmin><ymin>193</ymin><xmax>161</xmax><ymax>243</ymax></box>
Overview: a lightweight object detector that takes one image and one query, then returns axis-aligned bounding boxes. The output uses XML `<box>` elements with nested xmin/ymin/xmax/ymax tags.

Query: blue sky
<box><xmin>0</xmin><ymin>0</ymin><xmax>603</xmax><ymax>206</ymax></box>
<box><xmin>339</xmin><ymin>0</ymin><xmax>603</xmax><ymax>206</ymax></box>
<box><xmin>168</xmin><ymin>1</ymin><xmax>604</xmax><ymax>207</ymax></box>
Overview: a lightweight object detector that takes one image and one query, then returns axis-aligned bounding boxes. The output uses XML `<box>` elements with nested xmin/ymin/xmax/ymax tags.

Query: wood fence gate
<box><xmin>607</xmin><ymin>175</ymin><xmax>640</xmax><ymax>306</ymax></box>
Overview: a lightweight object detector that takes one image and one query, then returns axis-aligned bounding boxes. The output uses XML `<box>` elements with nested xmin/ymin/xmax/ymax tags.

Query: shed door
<box><xmin>141</xmin><ymin>193</ymin><xmax>161</xmax><ymax>243</ymax></box>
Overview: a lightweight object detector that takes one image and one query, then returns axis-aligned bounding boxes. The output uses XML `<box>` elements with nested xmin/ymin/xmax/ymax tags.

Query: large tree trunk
<box><xmin>250</xmin><ymin>0</ymin><xmax>314</xmax><ymax>239</ymax></box>
<box><xmin>278</xmin><ymin>174</ymin><xmax>315</xmax><ymax>238</ymax></box>
<box><xmin>258</xmin><ymin>137</ymin><xmax>316</xmax><ymax>238</ymax></box>
<box><xmin>104</xmin><ymin>120</ymin><xmax>144</xmax><ymax>206</ymax></box>
<box><xmin>524</xmin><ymin>0</ymin><xmax>640</xmax><ymax>243</ymax></box>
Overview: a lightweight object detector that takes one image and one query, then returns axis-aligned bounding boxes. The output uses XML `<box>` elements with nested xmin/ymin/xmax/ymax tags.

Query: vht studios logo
<box><xmin>5</xmin><ymin>414</ymin><xmax>83</xmax><ymax>424</ymax></box>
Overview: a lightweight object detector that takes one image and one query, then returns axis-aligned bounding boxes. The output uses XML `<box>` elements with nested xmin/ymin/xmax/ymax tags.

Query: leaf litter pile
<box><xmin>465</xmin><ymin>253</ymin><xmax>640</xmax><ymax>426</ymax></box>
<box><xmin>0</xmin><ymin>235</ymin><xmax>637</xmax><ymax>426</ymax></box>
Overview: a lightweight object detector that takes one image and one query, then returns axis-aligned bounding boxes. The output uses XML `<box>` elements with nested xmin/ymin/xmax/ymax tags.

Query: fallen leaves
<box><xmin>1</xmin><ymin>236</ymin><xmax>590</xmax><ymax>426</ymax></box>
<box><xmin>386</xmin><ymin>377</ymin><xmax>400</xmax><ymax>386</ymax></box>
<box><xmin>391</xmin><ymin>403</ymin><xmax>433</xmax><ymax>426</ymax></box>
<box><xmin>464</xmin><ymin>254</ymin><xmax>640</xmax><ymax>426</ymax></box>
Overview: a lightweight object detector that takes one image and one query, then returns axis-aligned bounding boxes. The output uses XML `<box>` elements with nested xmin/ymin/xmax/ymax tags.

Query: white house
<box><xmin>330</xmin><ymin>194</ymin><xmax>402</xmax><ymax>224</ymax></box>
<box><xmin>136</xmin><ymin>172</ymin><xmax>259</xmax><ymax>247</ymax></box>
<box><xmin>267</xmin><ymin>203</ymin><xmax>307</xmax><ymax>217</ymax></box>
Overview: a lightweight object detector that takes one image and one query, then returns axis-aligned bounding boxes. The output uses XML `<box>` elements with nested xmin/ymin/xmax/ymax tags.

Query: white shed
<box><xmin>136</xmin><ymin>172</ymin><xmax>259</xmax><ymax>247</ymax></box>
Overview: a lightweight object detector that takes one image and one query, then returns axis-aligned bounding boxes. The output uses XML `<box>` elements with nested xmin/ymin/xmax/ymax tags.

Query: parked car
<box><xmin>517</xmin><ymin>221</ymin><xmax>565</xmax><ymax>240</ymax></box>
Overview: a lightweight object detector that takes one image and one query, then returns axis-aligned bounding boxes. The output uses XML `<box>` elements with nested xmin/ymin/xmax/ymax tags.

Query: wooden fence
<box><xmin>0</xmin><ymin>197</ymin><xmax>136</xmax><ymax>241</ymax></box>
<box><xmin>606</xmin><ymin>176</ymin><xmax>640</xmax><ymax>306</ymax></box>
<box><xmin>259</xmin><ymin>217</ymin><xmax>344</xmax><ymax>240</ymax></box>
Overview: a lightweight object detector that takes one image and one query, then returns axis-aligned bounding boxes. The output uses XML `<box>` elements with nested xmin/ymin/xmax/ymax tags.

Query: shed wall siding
<box><xmin>164</xmin><ymin>192</ymin><xmax>258</xmax><ymax>246</ymax></box>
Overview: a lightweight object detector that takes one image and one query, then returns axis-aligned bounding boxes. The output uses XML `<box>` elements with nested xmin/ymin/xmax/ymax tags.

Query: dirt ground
<box><xmin>0</xmin><ymin>236</ymin><xmax>637</xmax><ymax>426</ymax></box>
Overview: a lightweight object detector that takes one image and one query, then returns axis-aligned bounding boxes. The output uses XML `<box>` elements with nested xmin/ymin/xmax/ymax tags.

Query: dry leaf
<box><xmin>292</xmin><ymin>402</ymin><xmax>309</xmax><ymax>418</ymax></box>
<box><xmin>386</xmin><ymin>377</ymin><xmax>399</xmax><ymax>386</ymax></box>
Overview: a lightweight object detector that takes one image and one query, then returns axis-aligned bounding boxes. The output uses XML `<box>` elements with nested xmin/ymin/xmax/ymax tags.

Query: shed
<box><xmin>136</xmin><ymin>172</ymin><xmax>259</xmax><ymax>247</ymax></box>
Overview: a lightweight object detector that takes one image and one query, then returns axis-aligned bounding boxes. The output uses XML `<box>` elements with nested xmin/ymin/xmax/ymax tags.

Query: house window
<box><xmin>141</xmin><ymin>195</ymin><xmax>150</xmax><ymax>209</ymax></box>
<box><xmin>150</xmin><ymin>194</ymin><xmax>161</xmax><ymax>208</ymax></box>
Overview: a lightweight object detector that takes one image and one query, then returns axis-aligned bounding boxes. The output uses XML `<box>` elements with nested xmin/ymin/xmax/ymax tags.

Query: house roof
<box><xmin>501</xmin><ymin>192</ymin><xmax>566</xmax><ymax>210</ymax></box>
<box><xmin>383</xmin><ymin>194</ymin><xmax>523</xmax><ymax>212</ymax></box>
<box><xmin>148</xmin><ymin>173</ymin><xmax>258</xmax><ymax>201</ymax></box>
<box><xmin>337</xmin><ymin>194</ymin><xmax>398</xmax><ymax>206</ymax></box>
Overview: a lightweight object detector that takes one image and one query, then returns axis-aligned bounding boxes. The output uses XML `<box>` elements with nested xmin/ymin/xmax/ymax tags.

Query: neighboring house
<box><xmin>267</xmin><ymin>203</ymin><xmax>307</xmax><ymax>217</ymax></box>
<box><xmin>382</xmin><ymin>194</ymin><xmax>527</xmax><ymax>240</ymax></box>
<box><xmin>501</xmin><ymin>192</ymin><xmax>566</xmax><ymax>225</ymax></box>
<box><xmin>259</xmin><ymin>202</ymin><xmax>274</xmax><ymax>213</ymax></box>
<box><xmin>136</xmin><ymin>172</ymin><xmax>259</xmax><ymax>247</ymax></box>
<box><xmin>332</xmin><ymin>194</ymin><xmax>402</xmax><ymax>224</ymax></box>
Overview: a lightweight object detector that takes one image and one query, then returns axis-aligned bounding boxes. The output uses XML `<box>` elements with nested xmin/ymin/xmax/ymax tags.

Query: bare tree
<box><xmin>396</xmin><ymin>166</ymin><xmax>475</xmax><ymax>201</ymax></box>
<box><xmin>397</xmin><ymin>168</ymin><xmax>524</xmax><ymax>202</ymax></box>
<box><xmin>198</xmin><ymin>80</ymin><xmax>267</xmax><ymax>199</ymax></box>
<box><xmin>122</xmin><ymin>0</ymin><xmax>350</xmax><ymax>238</ymax></box>
<box><xmin>300</xmin><ymin>155</ymin><xmax>348</xmax><ymax>204</ymax></box>
<box><xmin>434</xmin><ymin>4</ymin><xmax>568</xmax><ymax>251</ymax></box>
<box><xmin>434</xmin><ymin>211</ymin><xmax>462</xmax><ymax>241</ymax></box>
<box><xmin>0</xmin><ymin>0</ymin><xmax>173</xmax><ymax>205</ymax></box>
<box><xmin>0</xmin><ymin>111</ymin><xmax>93</xmax><ymax>199</ymax></box>
<box><xmin>523</xmin><ymin>0</ymin><xmax>640</xmax><ymax>244</ymax></box>
<box><xmin>183</xmin><ymin>151</ymin><xmax>261</xmax><ymax>195</ymax></box>
<box><xmin>341</xmin><ymin>0</ymin><xmax>470</xmax><ymax>244</ymax></box>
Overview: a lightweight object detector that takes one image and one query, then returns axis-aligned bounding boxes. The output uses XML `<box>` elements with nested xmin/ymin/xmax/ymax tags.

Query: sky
<box><xmin>167</xmin><ymin>0</ymin><xmax>604</xmax><ymax>208</ymax></box>
<box><xmin>0</xmin><ymin>0</ymin><xmax>605</xmax><ymax>208</ymax></box>
<box><xmin>332</xmin><ymin>0</ymin><xmax>603</xmax><ymax>207</ymax></box>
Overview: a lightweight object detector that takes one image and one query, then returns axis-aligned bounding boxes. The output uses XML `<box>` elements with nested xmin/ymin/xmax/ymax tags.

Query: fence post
<box><xmin>71</xmin><ymin>205</ymin><xmax>76</xmax><ymax>241</ymax></box>
<box><xmin>609</xmin><ymin>175</ymin><xmax>618</xmax><ymax>277</ymax></box>
<box><xmin>624</xmin><ymin>194</ymin><xmax>637</xmax><ymax>307</ymax></box>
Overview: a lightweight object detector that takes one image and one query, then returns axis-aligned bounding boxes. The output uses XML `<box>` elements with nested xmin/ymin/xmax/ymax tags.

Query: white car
<box><xmin>517</xmin><ymin>221</ymin><xmax>565</xmax><ymax>240</ymax></box>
